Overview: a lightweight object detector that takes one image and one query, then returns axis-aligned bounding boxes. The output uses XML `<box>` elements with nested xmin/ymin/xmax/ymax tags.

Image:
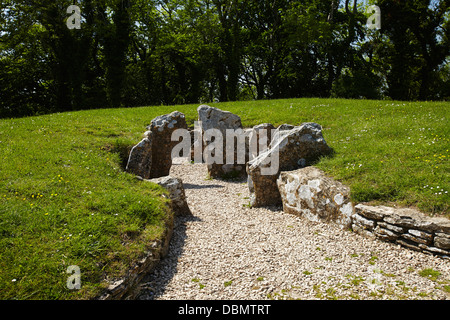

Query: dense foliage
<box><xmin>1</xmin><ymin>0</ymin><xmax>449</xmax><ymax>118</ymax></box>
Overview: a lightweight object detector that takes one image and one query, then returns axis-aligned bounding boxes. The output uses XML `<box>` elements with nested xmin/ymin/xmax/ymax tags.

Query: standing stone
<box><xmin>126</xmin><ymin>135</ymin><xmax>153</xmax><ymax>179</ymax></box>
<box><xmin>126</xmin><ymin>111</ymin><xmax>188</xmax><ymax>179</ymax></box>
<box><xmin>197</xmin><ymin>105</ymin><xmax>246</xmax><ymax>179</ymax></box>
<box><xmin>249</xmin><ymin>123</ymin><xmax>275</xmax><ymax>161</ymax></box>
<box><xmin>148</xmin><ymin>111</ymin><xmax>188</xmax><ymax>178</ymax></box>
<box><xmin>247</xmin><ymin>122</ymin><xmax>332</xmax><ymax>207</ymax></box>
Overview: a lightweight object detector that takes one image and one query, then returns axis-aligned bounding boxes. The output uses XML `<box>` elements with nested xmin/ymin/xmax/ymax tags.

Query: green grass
<box><xmin>0</xmin><ymin>98</ymin><xmax>449</xmax><ymax>299</ymax></box>
<box><xmin>419</xmin><ymin>268</ymin><xmax>441</xmax><ymax>282</ymax></box>
<box><xmin>0</xmin><ymin>107</ymin><xmax>179</xmax><ymax>299</ymax></box>
<box><xmin>220</xmin><ymin>98</ymin><xmax>449</xmax><ymax>215</ymax></box>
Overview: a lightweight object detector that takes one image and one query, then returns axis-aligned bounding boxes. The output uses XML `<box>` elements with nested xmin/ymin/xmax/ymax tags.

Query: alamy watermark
<box><xmin>66</xmin><ymin>265</ymin><xmax>81</xmax><ymax>290</ymax></box>
<box><xmin>171</xmin><ymin>122</ymin><xmax>280</xmax><ymax>176</ymax></box>
<box><xmin>66</xmin><ymin>5</ymin><xmax>81</xmax><ymax>30</ymax></box>
<box><xmin>367</xmin><ymin>5</ymin><xmax>381</xmax><ymax>30</ymax></box>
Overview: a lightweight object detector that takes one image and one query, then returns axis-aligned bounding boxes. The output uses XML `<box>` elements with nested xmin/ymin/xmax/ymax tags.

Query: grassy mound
<box><xmin>0</xmin><ymin>98</ymin><xmax>448</xmax><ymax>299</ymax></box>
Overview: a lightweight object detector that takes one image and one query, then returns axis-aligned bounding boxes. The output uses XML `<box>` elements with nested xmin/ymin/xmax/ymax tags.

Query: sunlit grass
<box><xmin>0</xmin><ymin>98</ymin><xmax>448</xmax><ymax>299</ymax></box>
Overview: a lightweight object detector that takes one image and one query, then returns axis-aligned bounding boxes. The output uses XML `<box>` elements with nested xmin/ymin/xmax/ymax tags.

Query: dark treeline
<box><xmin>0</xmin><ymin>0</ymin><xmax>449</xmax><ymax>118</ymax></box>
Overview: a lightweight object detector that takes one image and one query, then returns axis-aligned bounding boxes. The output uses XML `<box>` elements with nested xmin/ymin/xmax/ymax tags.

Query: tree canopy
<box><xmin>1</xmin><ymin>0</ymin><xmax>449</xmax><ymax>118</ymax></box>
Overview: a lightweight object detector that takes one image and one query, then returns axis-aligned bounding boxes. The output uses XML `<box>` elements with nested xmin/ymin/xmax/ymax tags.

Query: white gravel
<box><xmin>138</xmin><ymin>160</ymin><xmax>450</xmax><ymax>300</ymax></box>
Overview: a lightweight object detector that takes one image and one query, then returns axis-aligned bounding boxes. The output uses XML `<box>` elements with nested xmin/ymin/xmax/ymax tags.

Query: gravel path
<box><xmin>138</xmin><ymin>160</ymin><xmax>450</xmax><ymax>300</ymax></box>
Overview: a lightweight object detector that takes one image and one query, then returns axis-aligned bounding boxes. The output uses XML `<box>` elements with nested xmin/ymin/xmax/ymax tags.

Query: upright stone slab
<box><xmin>247</xmin><ymin>122</ymin><xmax>332</xmax><ymax>207</ymax></box>
<box><xmin>126</xmin><ymin>136</ymin><xmax>153</xmax><ymax>179</ymax></box>
<box><xmin>197</xmin><ymin>105</ymin><xmax>247</xmax><ymax>179</ymax></box>
<box><xmin>126</xmin><ymin>111</ymin><xmax>187</xmax><ymax>179</ymax></box>
<box><xmin>147</xmin><ymin>111</ymin><xmax>188</xmax><ymax>178</ymax></box>
<box><xmin>249</xmin><ymin>123</ymin><xmax>275</xmax><ymax>160</ymax></box>
<box><xmin>277</xmin><ymin>166</ymin><xmax>354</xmax><ymax>229</ymax></box>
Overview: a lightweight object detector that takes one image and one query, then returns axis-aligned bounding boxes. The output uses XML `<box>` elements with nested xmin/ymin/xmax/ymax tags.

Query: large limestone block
<box><xmin>277</xmin><ymin>166</ymin><xmax>354</xmax><ymax>229</ymax></box>
<box><xmin>247</xmin><ymin>123</ymin><xmax>332</xmax><ymax>207</ymax></box>
<box><xmin>147</xmin><ymin>111</ymin><xmax>188</xmax><ymax>178</ymax></box>
<box><xmin>197</xmin><ymin>105</ymin><xmax>242</xmax><ymax>132</ymax></box>
<box><xmin>126</xmin><ymin>111</ymin><xmax>187</xmax><ymax>179</ymax></box>
<box><xmin>126</xmin><ymin>136</ymin><xmax>153</xmax><ymax>179</ymax></box>
<box><xmin>197</xmin><ymin>105</ymin><xmax>247</xmax><ymax>178</ymax></box>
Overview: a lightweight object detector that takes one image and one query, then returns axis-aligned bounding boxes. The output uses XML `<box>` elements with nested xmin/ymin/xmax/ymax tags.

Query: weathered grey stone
<box><xmin>126</xmin><ymin>136</ymin><xmax>153</xmax><ymax>179</ymax></box>
<box><xmin>419</xmin><ymin>244</ymin><xmax>450</xmax><ymax>256</ymax></box>
<box><xmin>352</xmin><ymin>223</ymin><xmax>376</xmax><ymax>239</ymax></box>
<box><xmin>351</xmin><ymin>204</ymin><xmax>450</xmax><ymax>257</ymax></box>
<box><xmin>408</xmin><ymin>229</ymin><xmax>433</xmax><ymax>242</ymax></box>
<box><xmin>277</xmin><ymin>166</ymin><xmax>353</xmax><ymax>229</ymax></box>
<box><xmin>434</xmin><ymin>234</ymin><xmax>450</xmax><ymax>250</ymax></box>
<box><xmin>126</xmin><ymin>111</ymin><xmax>187</xmax><ymax>179</ymax></box>
<box><xmin>270</xmin><ymin>124</ymin><xmax>295</xmax><ymax>147</ymax></box>
<box><xmin>248</xmin><ymin>123</ymin><xmax>332</xmax><ymax>207</ymax></box>
<box><xmin>147</xmin><ymin>176</ymin><xmax>191</xmax><ymax>216</ymax></box>
<box><xmin>147</xmin><ymin>111</ymin><xmax>188</xmax><ymax>178</ymax></box>
<box><xmin>374</xmin><ymin>226</ymin><xmax>399</xmax><ymax>241</ymax></box>
<box><xmin>430</xmin><ymin>218</ymin><xmax>450</xmax><ymax>234</ymax></box>
<box><xmin>197</xmin><ymin>105</ymin><xmax>246</xmax><ymax>179</ymax></box>
<box><xmin>249</xmin><ymin>123</ymin><xmax>275</xmax><ymax>161</ymax></box>
<box><xmin>383</xmin><ymin>214</ymin><xmax>414</xmax><ymax>228</ymax></box>
<box><xmin>436</xmin><ymin>232</ymin><xmax>450</xmax><ymax>239</ymax></box>
<box><xmin>198</xmin><ymin>105</ymin><xmax>242</xmax><ymax>132</ymax></box>
<box><xmin>377</xmin><ymin>221</ymin><xmax>405</xmax><ymax>234</ymax></box>
<box><xmin>355</xmin><ymin>204</ymin><xmax>392</xmax><ymax>221</ymax></box>
<box><xmin>353</xmin><ymin>213</ymin><xmax>376</xmax><ymax>230</ymax></box>
<box><xmin>383</xmin><ymin>207</ymin><xmax>444</xmax><ymax>233</ymax></box>
<box><xmin>396</xmin><ymin>239</ymin><xmax>421</xmax><ymax>252</ymax></box>
<box><xmin>402</xmin><ymin>233</ymin><xmax>432</xmax><ymax>246</ymax></box>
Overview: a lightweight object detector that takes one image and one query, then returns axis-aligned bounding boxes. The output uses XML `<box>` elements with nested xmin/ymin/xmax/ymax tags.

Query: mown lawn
<box><xmin>0</xmin><ymin>98</ymin><xmax>448</xmax><ymax>299</ymax></box>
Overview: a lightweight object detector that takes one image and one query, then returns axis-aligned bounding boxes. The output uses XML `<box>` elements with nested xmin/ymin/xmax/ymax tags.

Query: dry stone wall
<box><xmin>353</xmin><ymin>204</ymin><xmax>450</xmax><ymax>257</ymax></box>
<box><xmin>277</xmin><ymin>166</ymin><xmax>450</xmax><ymax>259</ymax></box>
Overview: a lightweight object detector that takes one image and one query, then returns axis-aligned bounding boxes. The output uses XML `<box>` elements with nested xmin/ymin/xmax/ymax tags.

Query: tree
<box><xmin>1</xmin><ymin>0</ymin><xmax>449</xmax><ymax>118</ymax></box>
<box><xmin>377</xmin><ymin>0</ymin><xmax>450</xmax><ymax>100</ymax></box>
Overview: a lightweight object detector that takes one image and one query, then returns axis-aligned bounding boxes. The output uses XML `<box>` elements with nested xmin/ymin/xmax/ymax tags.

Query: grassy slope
<box><xmin>217</xmin><ymin>98</ymin><xmax>449</xmax><ymax>215</ymax></box>
<box><xmin>0</xmin><ymin>98</ymin><xmax>448</xmax><ymax>299</ymax></box>
<box><xmin>0</xmin><ymin>107</ymin><xmax>178</xmax><ymax>299</ymax></box>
